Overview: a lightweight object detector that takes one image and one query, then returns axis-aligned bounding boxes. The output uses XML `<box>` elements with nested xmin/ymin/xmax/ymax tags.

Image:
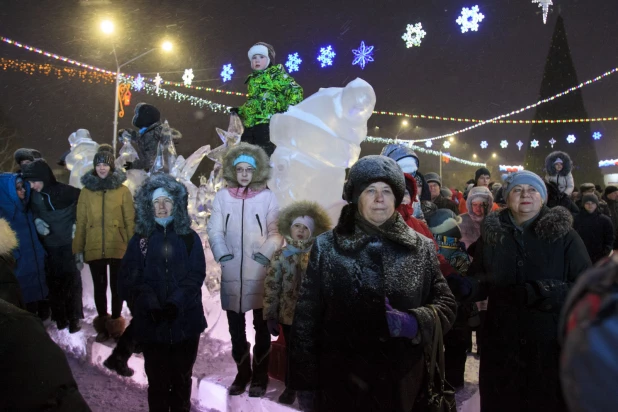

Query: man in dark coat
<box><xmin>573</xmin><ymin>194</ymin><xmax>614</xmax><ymax>264</ymax></box>
<box><xmin>425</xmin><ymin>172</ymin><xmax>459</xmax><ymax>214</ymax></box>
<box><xmin>603</xmin><ymin>185</ymin><xmax>618</xmax><ymax>249</ymax></box>
<box><xmin>545</xmin><ymin>181</ymin><xmax>579</xmax><ymax>216</ymax></box>
<box><xmin>577</xmin><ymin>183</ymin><xmax>610</xmax><ymax>217</ymax></box>
<box><xmin>22</xmin><ymin>160</ymin><xmax>83</xmax><ymax>332</ymax></box>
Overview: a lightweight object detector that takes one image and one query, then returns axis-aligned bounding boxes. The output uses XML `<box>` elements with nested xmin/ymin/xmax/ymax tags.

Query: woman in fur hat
<box><xmin>262</xmin><ymin>200</ymin><xmax>332</xmax><ymax>405</ymax></box>
<box><xmin>288</xmin><ymin>155</ymin><xmax>456</xmax><ymax>411</ymax></box>
<box><xmin>73</xmin><ymin>144</ymin><xmax>135</xmax><ymax>342</ymax></box>
<box><xmin>459</xmin><ymin>186</ymin><xmax>495</xmax><ymax>252</ymax></box>
<box><xmin>544</xmin><ymin>151</ymin><xmax>575</xmax><ymax>196</ymax></box>
<box><xmin>207</xmin><ymin>142</ymin><xmax>283</xmax><ymax>397</ymax></box>
<box><xmin>230</xmin><ymin>42</ymin><xmax>304</xmax><ymax>157</ymax></box>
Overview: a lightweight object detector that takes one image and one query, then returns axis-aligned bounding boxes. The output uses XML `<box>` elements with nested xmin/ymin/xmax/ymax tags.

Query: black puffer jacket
<box><xmin>289</xmin><ymin>205</ymin><xmax>456</xmax><ymax>411</ymax></box>
<box><xmin>573</xmin><ymin>210</ymin><xmax>615</xmax><ymax>264</ymax></box>
<box><xmin>467</xmin><ymin>206</ymin><xmax>591</xmax><ymax>412</ymax></box>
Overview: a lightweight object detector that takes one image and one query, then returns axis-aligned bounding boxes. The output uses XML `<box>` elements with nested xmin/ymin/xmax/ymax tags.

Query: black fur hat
<box><xmin>14</xmin><ymin>148</ymin><xmax>42</xmax><ymax>165</ymax></box>
<box><xmin>343</xmin><ymin>155</ymin><xmax>405</xmax><ymax>207</ymax></box>
<box><xmin>93</xmin><ymin>144</ymin><xmax>115</xmax><ymax>171</ymax></box>
<box><xmin>132</xmin><ymin>103</ymin><xmax>161</xmax><ymax>129</ymax></box>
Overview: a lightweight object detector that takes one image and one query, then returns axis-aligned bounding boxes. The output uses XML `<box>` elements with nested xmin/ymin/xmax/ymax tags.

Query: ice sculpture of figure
<box><xmin>268</xmin><ymin>78</ymin><xmax>377</xmax><ymax>223</ymax></box>
<box><xmin>65</xmin><ymin>129</ymin><xmax>99</xmax><ymax>189</ymax></box>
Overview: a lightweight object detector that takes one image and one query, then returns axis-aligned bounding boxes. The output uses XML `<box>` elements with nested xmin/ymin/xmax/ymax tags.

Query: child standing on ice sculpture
<box><xmin>262</xmin><ymin>201</ymin><xmax>332</xmax><ymax>405</ymax></box>
<box><xmin>207</xmin><ymin>143</ymin><xmax>283</xmax><ymax>397</ymax></box>
<box><xmin>230</xmin><ymin>42</ymin><xmax>303</xmax><ymax>157</ymax></box>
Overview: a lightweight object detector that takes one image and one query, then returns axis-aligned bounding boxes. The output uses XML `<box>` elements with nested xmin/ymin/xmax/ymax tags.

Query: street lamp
<box><xmin>100</xmin><ymin>20</ymin><xmax>172</xmax><ymax>155</ymax></box>
<box><xmin>402</xmin><ymin>119</ymin><xmax>409</xmax><ymax>126</ymax></box>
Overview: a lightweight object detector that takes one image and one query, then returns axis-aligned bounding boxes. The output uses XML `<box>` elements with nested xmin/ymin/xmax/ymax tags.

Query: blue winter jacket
<box><xmin>119</xmin><ymin>222</ymin><xmax>207</xmax><ymax>344</ymax></box>
<box><xmin>0</xmin><ymin>173</ymin><xmax>47</xmax><ymax>303</ymax></box>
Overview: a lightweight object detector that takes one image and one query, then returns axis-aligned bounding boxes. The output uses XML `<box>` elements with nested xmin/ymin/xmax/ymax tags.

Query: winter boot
<box><xmin>93</xmin><ymin>314</ymin><xmax>110</xmax><ymax>342</ymax></box>
<box><xmin>278</xmin><ymin>387</ymin><xmax>297</xmax><ymax>405</ymax></box>
<box><xmin>69</xmin><ymin>319</ymin><xmax>81</xmax><ymax>334</ymax></box>
<box><xmin>248</xmin><ymin>351</ymin><xmax>270</xmax><ymax>397</ymax></box>
<box><xmin>106</xmin><ymin>316</ymin><xmax>126</xmax><ymax>339</ymax></box>
<box><xmin>104</xmin><ymin>353</ymin><xmax>134</xmax><ymax>377</ymax></box>
<box><xmin>229</xmin><ymin>343</ymin><xmax>252</xmax><ymax>396</ymax></box>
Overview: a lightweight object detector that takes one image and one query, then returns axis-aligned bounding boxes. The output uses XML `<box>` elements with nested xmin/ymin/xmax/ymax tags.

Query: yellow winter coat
<box><xmin>72</xmin><ymin>169</ymin><xmax>135</xmax><ymax>262</ymax></box>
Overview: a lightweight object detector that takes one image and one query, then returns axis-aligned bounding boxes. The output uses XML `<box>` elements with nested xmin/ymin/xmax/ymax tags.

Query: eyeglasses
<box><xmin>236</xmin><ymin>167</ymin><xmax>254</xmax><ymax>174</ymax></box>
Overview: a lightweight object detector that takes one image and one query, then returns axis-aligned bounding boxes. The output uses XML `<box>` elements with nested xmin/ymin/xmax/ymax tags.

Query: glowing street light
<box><xmin>492</xmin><ymin>153</ymin><xmax>497</xmax><ymax>158</ymax></box>
<box><xmin>402</xmin><ymin>120</ymin><xmax>409</xmax><ymax>126</ymax></box>
<box><xmin>100</xmin><ymin>20</ymin><xmax>114</xmax><ymax>34</ymax></box>
<box><xmin>449</xmin><ymin>136</ymin><xmax>455</xmax><ymax>142</ymax></box>
<box><xmin>473</xmin><ymin>154</ymin><xmax>477</xmax><ymax>159</ymax></box>
<box><xmin>162</xmin><ymin>41</ymin><xmax>173</xmax><ymax>52</ymax></box>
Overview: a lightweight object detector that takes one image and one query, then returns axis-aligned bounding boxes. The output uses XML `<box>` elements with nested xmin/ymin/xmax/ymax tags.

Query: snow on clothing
<box><xmin>573</xmin><ymin>207</ymin><xmax>614</xmax><ymax>264</ymax></box>
<box><xmin>466</xmin><ymin>206</ymin><xmax>592</xmax><ymax>412</ymax></box>
<box><xmin>262</xmin><ymin>201</ymin><xmax>331</xmax><ymax>325</ymax></box>
<box><xmin>73</xmin><ymin>168</ymin><xmax>135</xmax><ymax>262</ymax></box>
<box><xmin>124</xmin><ymin>120</ymin><xmax>182</xmax><ymax>171</ymax></box>
<box><xmin>118</xmin><ymin>173</ymin><xmax>207</xmax><ymax>344</ymax></box>
<box><xmin>0</xmin><ymin>218</ymin><xmax>25</xmax><ymax>308</ymax></box>
<box><xmin>238</xmin><ymin>64</ymin><xmax>303</xmax><ymax>129</ymax></box>
<box><xmin>288</xmin><ymin>205</ymin><xmax>457</xmax><ymax>411</ymax></box>
<box><xmin>208</xmin><ymin>143</ymin><xmax>283</xmax><ymax>314</ymax></box>
<box><xmin>544</xmin><ymin>151</ymin><xmax>575</xmax><ymax>196</ymax></box>
<box><xmin>0</xmin><ymin>173</ymin><xmax>47</xmax><ymax>304</ymax></box>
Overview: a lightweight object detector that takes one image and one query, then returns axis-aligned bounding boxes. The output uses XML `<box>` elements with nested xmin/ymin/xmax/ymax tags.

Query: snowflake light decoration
<box><xmin>456</xmin><ymin>5</ymin><xmax>485</xmax><ymax>33</ymax></box>
<box><xmin>154</xmin><ymin>73</ymin><xmax>163</xmax><ymax>93</ymax></box>
<box><xmin>402</xmin><ymin>23</ymin><xmax>427</xmax><ymax>48</ymax></box>
<box><xmin>567</xmin><ymin>134</ymin><xmax>576</xmax><ymax>144</ymax></box>
<box><xmin>593</xmin><ymin>131</ymin><xmax>602</xmax><ymax>140</ymax></box>
<box><xmin>531</xmin><ymin>139</ymin><xmax>539</xmax><ymax>148</ymax></box>
<box><xmin>220</xmin><ymin>64</ymin><xmax>234</xmax><ymax>82</ymax></box>
<box><xmin>480</xmin><ymin>141</ymin><xmax>488</xmax><ymax>149</ymax></box>
<box><xmin>285</xmin><ymin>53</ymin><xmax>302</xmax><ymax>73</ymax></box>
<box><xmin>532</xmin><ymin>0</ymin><xmax>553</xmax><ymax>24</ymax></box>
<box><xmin>517</xmin><ymin>141</ymin><xmax>523</xmax><ymax>151</ymax></box>
<box><xmin>443</xmin><ymin>140</ymin><xmax>451</xmax><ymax>149</ymax></box>
<box><xmin>500</xmin><ymin>140</ymin><xmax>508</xmax><ymax>149</ymax></box>
<box><xmin>549</xmin><ymin>138</ymin><xmax>557</xmax><ymax>148</ymax></box>
<box><xmin>425</xmin><ymin>140</ymin><xmax>433</xmax><ymax>148</ymax></box>
<box><xmin>182</xmin><ymin>68</ymin><xmax>194</xmax><ymax>87</ymax></box>
<box><xmin>317</xmin><ymin>45</ymin><xmax>336</xmax><ymax>68</ymax></box>
<box><xmin>134</xmin><ymin>73</ymin><xmax>144</xmax><ymax>91</ymax></box>
<box><xmin>352</xmin><ymin>41</ymin><xmax>374</xmax><ymax>69</ymax></box>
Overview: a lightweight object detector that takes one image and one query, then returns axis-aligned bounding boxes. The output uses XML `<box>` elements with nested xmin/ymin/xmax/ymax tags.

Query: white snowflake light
<box><xmin>443</xmin><ymin>140</ymin><xmax>451</xmax><ymax>149</ymax></box>
<box><xmin>182</xmin><ymin>68</ymin><xmax>194</xmax><ymax>87</ymax></box>
<box><xmin>531</xmin><ymin>139</ymin><xmax>540</xmax><ymax>148</ymax></box>
<box><xmin>480</xmin><ymin>141</ymin><xmax>488</xmax><ymax>149</ymax></box>
<box><xmin>402</xmin><ymin>23</ymin><xmax>427</xmax><ymax>48</ymax></box>
<box><xmin>352</xmin><ymin>41</ymin><xmax>374</xmax><ymax>69</ymax></box>
<box><xmin>285</xmin><ymin>52</ymin><xmax>302</xmax><ymax>73</ymax></box>
<box><xmin>500</xmin><ymin>140</ymin><xmax>508</xmax><ymax>149</ymax></box>
<box><xmin>134</xmin><ymin>73</ymin><xmax>144</xmax><ymax>91</ymax></box>
<box><xmin>567</xmin><ymin>134</ymin><xmax>576</xmax><ymax>144</ymax></box>
<box><xmin>154</xmin><ymin>73</ymin><xmax>163</xmax><ymax>93</ymax></box>
<box><xmin>532</xmin><ymin>0</ymin><xmax>553</xmax><ymax>24</ymax></box>
<box><xmin>220</xmin><ymin>64</ymin><xmax>234</xmax><ymax>82</ymax></box>
<box><xmin>549</xmin><ymin>138</ymin><xmax>557</xmax><ymax>148</ymax></box>
<box><xmin>593</xmin><ymin>131</ymin><xmax>602</xmax><ymax>140</ymax></box>
<box><xmin>425</xmin><ymin>140</ymin><xmax>433</xmax><ymax>148</ymax></box>
<box><xmin>517</xmin><ymin>140</ymin><xmax>523</xmax><ymax>151</ymax></box>
<box><xmin>456</xmin><ymin>5</ymin><xmax>485</xmax><ymax>33</ymax></box>
<box><xmin>317</xmin><ymin>45</ymin><xmax>336</xmax><ymax>68</ymax></box>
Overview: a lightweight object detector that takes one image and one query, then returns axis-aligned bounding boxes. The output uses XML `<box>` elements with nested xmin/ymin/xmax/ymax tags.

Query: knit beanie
<box><xmin>132</xmin><ymin>103</ymin><xmax>161</xmax><ymax>129</ymax></box>
<box><xmin>503</xmin><ymin>171</ymin><xmax>547</xmax><ymax>202</ymax></box>
<box><xmin>292</xmin><ymin>216</ymin><xmax>315</xmax><ymax>238</ymax></box>
<box><xmin>248</xmin><ymin>42</ymin><xmax>276</xmax><ymax>66</ymax></box>
<box><xmin>427</xmin><ymin>208</ymin><xmax>462</xmax><ymax>238</ymax></box>
<box><xmin>604</xmin><ymin>186</ymin><xmax>618</xmax><ymax>197</ymax></box>
<box><xmin>582</xmin><ymin>193</ymin><xmax>600</xmax><ymax>207</ymax></box>
<box><xmin>21</xmin><ymin>159</ymin><xmax>54</xmax><ymax>185</ymax></box>
<box><xmin>343</xmin><ymin>155</ymin><xmax>405</xmax><ymax>207</ymax></box>
<box><xmin>475</xmin><ymin>167</ymin><xmax>491</xmax><ymax>183</ymax></box>
<box><xmin>93</xmin><ymin>144</ymin><xmax>115</xmax><ymax>171</ymax></box>
<box><xmin>425</xmin><ymin>172</ymin><xmax>442</xmax><ymax>187</ymax></box>
<box><xmin>441</xmin><ymin>187</ymin><xmax>453</xmax><ymax>199</ymax></box>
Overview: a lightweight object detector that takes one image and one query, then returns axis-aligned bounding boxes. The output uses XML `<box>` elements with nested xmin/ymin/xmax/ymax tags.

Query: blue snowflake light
<box><xmin>480</xmin><ymin>141</ymin><xmax>488</xmax><ymax>149</ymax></box>
<box><xmin>549</xmin><ymin>138</ymin><xmax>557</xmax><ymax>148</ymax></box>
<box><xmin>425</xmin><ymin>140</ymin><xmax>433</xmax><ymax>148</ymax></box>
<box><xmin>566</xmin><ymin>134</ymin><xmax>576</xmax><ymax>144</ymax></box>
<box><xmin>352</xmin><ymin>41</ymin><xmax>374</xmax><ymax>69</ymax></box>
<box><xmin>456</xmin><ymin>5</ymin><xmax>485</xmax><ymax>33</ymax></box>
<box><xmin>134</xmin><ymin>73</ymin><xmax>144</xmax><ymax>91</ymax></box>
<box><xmin>220</xmin><ymin>64</ymin><xmax>234</xmax><ymax>82</ymax></box>
<box><xmin>317</xmin><ymin>45</ymin><xmax>336</xmax><ymax>68</ymax></box>
<box><xmin>285</xmin><ymin>53</ymin><xmax>302</xmax><ymax>73</ymax></box>
<box><xmin>500</xmin><ymin>140</ymin><xmax>508</xmax><ymax>149</ymax></box>
<box><xmin>593</xmin><ymin>131</ymin><xmax>602</xmax><ymax>140</ymax></box>
<box><xmin>531</xmin><ymin>139</ymin><xmax>539</xmax><ymax>148</ymax></box>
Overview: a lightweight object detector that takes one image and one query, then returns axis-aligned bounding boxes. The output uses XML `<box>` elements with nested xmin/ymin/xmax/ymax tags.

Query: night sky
<box><xmin>1</xmin><ymin>0</ymin><xmax>617</xmax><ymax>187</ymax></box>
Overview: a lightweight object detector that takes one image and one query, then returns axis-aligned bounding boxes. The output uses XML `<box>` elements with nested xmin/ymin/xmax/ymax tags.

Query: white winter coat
<box><xmin>545</xmin><ymin>173</ymin><xmax>574</xmax><ymax>196</ymax></box>
<box><xmin>207</xmin><ymin>188</ymin><xmax>282</xmax><ymax>313</ymax></box>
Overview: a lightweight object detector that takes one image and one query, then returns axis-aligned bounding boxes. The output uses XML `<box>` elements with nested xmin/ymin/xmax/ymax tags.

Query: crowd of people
<box><xmin>1</xmin><ymin>40</ymin><xmax>617</xmax><ymax>412</ymax></box>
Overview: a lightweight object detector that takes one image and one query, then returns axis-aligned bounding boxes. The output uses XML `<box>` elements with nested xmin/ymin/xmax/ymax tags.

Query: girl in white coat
<box><xmin>207</xmin><ymin>142</ymin><xmax>282</xmax><ymax>398</ymax></box>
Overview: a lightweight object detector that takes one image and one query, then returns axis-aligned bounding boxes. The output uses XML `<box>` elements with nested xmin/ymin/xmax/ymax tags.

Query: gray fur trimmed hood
<box><xmin>222</xmin><ymin>143</ymin><xmax>271</xmax><ymax>190</ymax></box>
<box><xmin>134</xmin><ymin>173</ymin><xmax>192</xmax><ymax>236</ymax></box>
<box><xmin>0</xmin><ymin>218</ymin><xmax>18</xmax><ymax>257</ymax></box>
<box><xmin>483</xmin><ymin>206</ymin><xmax>573</xmax><ymax>246</ymax></box>
<box><xmin>277</xmin><ymin>200</ymin><xmax>332</xmax><ymax>240</ymax></box>
<box><xmin>380</xmin><ymin>144</ymin><xmax>420</xmax><ymax>168</ymax></box>
<box><xmin>545</xmin><ymin>151</ymin><xmax>573</xmax><ymax>176</ymax></box>
<box><xmin>81</xmin><ymin>168</ymin><xmax>127</xmax><ymax>191</ymax></box>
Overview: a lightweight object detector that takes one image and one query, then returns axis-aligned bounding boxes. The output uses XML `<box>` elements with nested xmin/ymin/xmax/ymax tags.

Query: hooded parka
<box><xmin>544</xmin><ymin>151</ymin><xmax>575</xmax><ymax>196</ymax></box>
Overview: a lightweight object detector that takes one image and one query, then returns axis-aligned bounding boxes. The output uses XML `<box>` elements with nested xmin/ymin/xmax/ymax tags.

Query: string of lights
<box><xmin>0</xmin><ymin>57</ymin><xmax>115</xmax><ymax>84</ymax></box>
<box><xmin>373</xmin><ymin>110</ymin><xmax>618</xmax><ymax>124</ymax></box>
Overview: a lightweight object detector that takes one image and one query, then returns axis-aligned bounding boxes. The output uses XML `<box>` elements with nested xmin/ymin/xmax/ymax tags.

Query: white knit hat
<box><xmin>292</xmin><ymin>216</ymin><xmax>315</xmax><ymax>237</ymax></box>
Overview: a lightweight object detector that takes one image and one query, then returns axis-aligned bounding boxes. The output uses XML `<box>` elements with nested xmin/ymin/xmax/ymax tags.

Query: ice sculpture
<box><xmin>268</xmin><ymin>78</ymin><xmax>377</xmax><ymax>222</ymax></box>
<box><xmin>65</xmin><ymin>129</ymin><xmax>99</xmax><ymax>189</ymax></box>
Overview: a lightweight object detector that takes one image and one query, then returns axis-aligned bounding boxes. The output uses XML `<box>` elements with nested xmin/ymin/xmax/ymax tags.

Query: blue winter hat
<box><xmin>233</xmin><ymin>154</ymin><xmax>257</xmax><ymax>169</ymax></box>
<box><xmin>504</xmin><ymin>171</ymin><xmax>547</xmax><ymax>202</ymax></box>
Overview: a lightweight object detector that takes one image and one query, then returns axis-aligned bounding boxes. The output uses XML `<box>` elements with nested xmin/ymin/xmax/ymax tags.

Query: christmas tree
<box><xmin>524</xmin><ymin>15</ymin><xmax>602</xmax><ymax>185</ymax></box>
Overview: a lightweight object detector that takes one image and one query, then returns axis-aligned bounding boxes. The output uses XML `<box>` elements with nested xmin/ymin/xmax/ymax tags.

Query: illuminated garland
<box><xmin>373</xmin><ymin>110</ymin><xmax>618</xmax><ymax>124</ymax></box>
<box><xmin>0</xmin><ymin>57</ymin><xmax>114</xmax><ymax>84</ymax></box>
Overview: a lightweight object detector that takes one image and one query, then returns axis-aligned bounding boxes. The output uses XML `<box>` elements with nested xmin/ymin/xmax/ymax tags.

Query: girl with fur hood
<box><xmin>262</xmin><ymin>201</ymin><xmax>332</xmax><ymax>405</ymax></box>
<box><xmin>73</xmin><ymin>144</ymin><xmax>135</xmax><ymax>342</ymax></box>
<box><xmin>544</xmin><ymin>151</ymin><xmax>575</xmax><ymax>196</ymax></box>
<box><xmin>207</xmin><ymin>142</ymin><xmax>283</xmax><ymax>397</ymax></box>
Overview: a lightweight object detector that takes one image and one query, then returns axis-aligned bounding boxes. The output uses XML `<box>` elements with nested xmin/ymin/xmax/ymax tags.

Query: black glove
<box><xmin>267</xmin><ymin>319</ymin><xmax>280</xmax><ymax>337</ymax></box>
<box><xmin>508</xmin><ymin>283</ymin><xmax>539</xmax><ymax>307</ymax></box>
<box><xmin>229</xmin><ymin>107</ymin><xmax>239</xmax><ymax>114</ymax></box>
<box><xmin>149</xmin><ymin>308</ymin><xmax>164</xmax><ymax>323</ymax></box>
<box><xmin>163</xmin><ymin>303</ymin><xmax>178</xmax><ymax>322</ymax></box>
<box><xmin>446</xmin><ymin>273</ymin><xmax>472</xmax><ymax>300</ymax></box>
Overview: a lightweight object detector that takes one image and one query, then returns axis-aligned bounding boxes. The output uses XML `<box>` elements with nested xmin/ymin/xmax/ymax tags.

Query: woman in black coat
<box><xmin>460</xmin><ymin>171</ymin><xmax>591</xmax><ymax>412</ymax></box>
<box><xmin>289</xmin><ymin>156</ymin><xmax>457</xmax><ymax>412</ymax></box>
